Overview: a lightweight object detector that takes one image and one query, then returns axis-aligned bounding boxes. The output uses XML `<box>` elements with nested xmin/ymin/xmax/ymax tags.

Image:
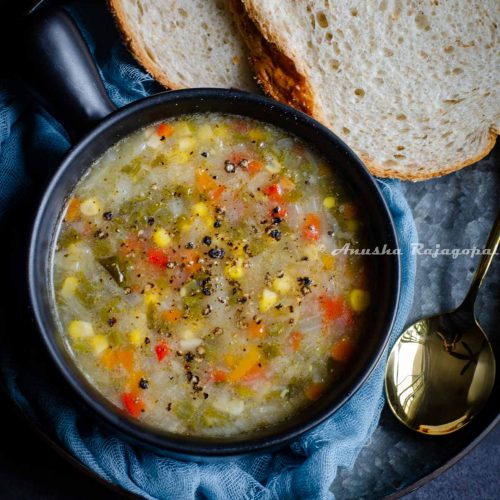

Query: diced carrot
<box><xmin>122</xmin><ymin>391</ymin><xmax>145</xmax><ymax>417</ymax></box>
<box><xmin>305</xmin><ymin>382</ymin><xmax>325</xmax><ymax>401</ymax></box>
<box><xmin>227</xmin><ymin>345</ymin><xmax>261</xmax><ymax>383</ymax></box>
<box><xmin>212</xmin><ymin>370</ymin><xmax>228</xmax><ymax>383</ymax></box>
<box><xmin>100</xmin><ymin>350</ymin><xmax>115</xmax><ymax>369</ymax></box>
<box><xmin>248</xmin><ymin>320</ymin><xmax>266</xmax><ymax>338</ymax></box>
<box><xmin>263</xmin><ymin>183</ymin><xmax>284</xmax><ymax>203</ymax></box>
<box><xmin>179</xmin><ymin>249</ymin><xmax>201</xmax><ymax>273</ymax></box>
<box><xmin>243</xmin><ymin>364</ymin><xmax>266</xmax><ymax>382</ymax></box>
<box><xmin>156</xmin><ymin>123</ymin><xmax>174</xmax><ymax>138</ymax></box>
<box><xmin>290</xmin><ymin>331</ymin><xmax>303</xmax><ymax>351</ymax></box>
<box><xmin>65</xmin><ymin>198</ymin><xmax>80</xmax><ymax>222</ymax></box>
<box><xmin>116</xmin><ymin>349</ymin><xmax>134</xmax><ymax>371</ymax></box>
<box><xmin>209</xmin><ymin>185</ymin><xmax>225</xmax><ymax>202</ymax></box>
<box><xmin>147</xmin><ymin>248</ymin><xmax>168</xmax><ymax>268</ymax></box>
<box><xmin>129</xmin><ymin>371</ymin><xmax>145</xmax><ymax>390</ymax></box>
<box><xmin>303</xmin><ymin>213</ymin><xmax>321</xmax><ymax>241</ymax></box>
<box><xmin>319</xmin><ymin>295</ymin><xmax>346</xmax><ymax>322</ymax></box>
<box><xmin>321</xmin><ymin>253</ymin><xmax>335</xmax><ymax>270</ymax></box>
<box><xmin>224</xmin><ymin>354</ymin><xmax>237</xmax><ymax>368</ymax></box>
<box><xmin>162</xmin><ymin>309</ymin><xmax>182</xmax><ymax>323</ymax></box>
<box><xmin>248</xmin><ymin>160</ymin><xmax>263</xmax><ymax>175</ymax></box>
<box><xmin>101</xmin><ymin>348</ymin><xmax>134</xmax><ymax>371</ymax></box>
<box><xmin>342</xmin><ymin>202</ymin><xmax>357</xmax><ymax>219</ymax></box>
<box><xmin>155</xmin><ymin>341</ymin><xmax>170</xmax><ymax>361</ymax></box>
<box><xmin>331</xmin><ymin>338</ymin><xmax>355</xmax><ymax>363</ymax></box>
<box><xmin>196</xmin><ymin>170</ymin><xmax>218</xmax><ymax>191</ymax></box>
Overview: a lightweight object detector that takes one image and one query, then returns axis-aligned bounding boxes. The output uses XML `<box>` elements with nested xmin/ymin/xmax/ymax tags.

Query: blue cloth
<box><xmin>0</xmin><ymin>2</ymin><xmax>417</xmax><ymax>498</ymax></box>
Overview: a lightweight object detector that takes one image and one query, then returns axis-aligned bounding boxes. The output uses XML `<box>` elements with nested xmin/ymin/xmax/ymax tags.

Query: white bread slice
<box><xmin>233</xmin><ymin>0</ymin><xmax>500</xmax><ymax>180</ymax></box>
<box><xmin>108</xmin><ymin>0</ymin><xmax>257</xmax><ymax>91</ymax></box>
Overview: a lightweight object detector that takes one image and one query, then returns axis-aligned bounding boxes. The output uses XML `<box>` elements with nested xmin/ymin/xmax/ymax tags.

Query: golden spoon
<box><xmin>385</xmin><ymin>212</ymin><xmax>499</xmax><ymax>435</ymax></box>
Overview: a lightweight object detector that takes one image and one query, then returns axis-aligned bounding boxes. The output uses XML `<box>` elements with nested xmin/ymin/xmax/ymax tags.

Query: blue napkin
<box><xmin>0</xmin><ymin>2</ymin><xmax>417</xmax><ymax>498</ymax></box>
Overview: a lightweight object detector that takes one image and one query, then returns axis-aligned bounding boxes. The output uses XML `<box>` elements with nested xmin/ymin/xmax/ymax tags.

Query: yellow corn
<box><xmin>68</xmin><ymin>320</ymin><xmax>94</xmax><ymax>341</ymax></box>
<box><xmin>128</xmin><ymin>329</ymin><xmax>144</xmax><ymax>347</ymax></box>
<box><xmin>259</xmin><ymin>288</ymin><xmax>278</xmax><ymax>312</ymax></box>
<box><xmin>226</xmin><ymin>258</ymin><xmax>244</xmax><ymax>280</ymax></box>
<box><xmin>323</xmin><ymin>196</ymin><xmax>336</xmax><ymax>209</ymax></box>
<box><xmin>272</xmin><ymin>274</ymin><xmax>292</xmax><ymax>294</ymax></box>
<box><xmin>144</xmin><ymin>292</ymin><xmax>159</xmax><ymax>306</ymax></box>
<box><xmin>349</xmin><ymin>289</ymin><xmax>371</xmax><ymax>312</ymax></box>
<box><xmin>192</xmin><ymin>202</ymin><xmax>208</xmax><ymax>217</ymax></box>
<box><xmin>90</xmin><ymin>334</ymin><xmax>109</xmax><ymax>356</ymax></box>
<box><xmin>152</xmin><ymin>227</ymin><xmax>171</xmax><ymax>248</ymax></box>
<box><xmin>79</xmin><ymin>197</ymin><xmax>100</xmax><ymax>216</ymax></box>
<box><xmin>60</xmin><ymin>276</ymin><xmax>78</xmax><ymax>298</ymax></box>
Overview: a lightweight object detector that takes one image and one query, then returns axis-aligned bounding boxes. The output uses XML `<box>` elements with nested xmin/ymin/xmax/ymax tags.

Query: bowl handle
<box><xmin>19</xmin><ymin>6</ymin><xmax>116</xmax><ymax>141</ymax></box>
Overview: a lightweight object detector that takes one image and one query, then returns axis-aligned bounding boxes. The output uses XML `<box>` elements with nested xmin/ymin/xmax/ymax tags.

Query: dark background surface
<box><xmin>0</xmin><ymin>0</ymin><xmax>498</xmax><ymax>499</ymax></box>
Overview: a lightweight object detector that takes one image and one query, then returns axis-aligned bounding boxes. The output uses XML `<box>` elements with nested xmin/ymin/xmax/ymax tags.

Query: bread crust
<box><xmin>229</xmin><ymin>0</ymin><xmax>314</xmax><ymax>116</ymax></box>
<box><xmin>235</xmin><ymin>0</ymin><xmax>498</xmax><ymax>180</ymax></box>
<box><xmin>107</xmin><ymin>0</ymin><xmax>178</xmax><ymax>89</ymax></box>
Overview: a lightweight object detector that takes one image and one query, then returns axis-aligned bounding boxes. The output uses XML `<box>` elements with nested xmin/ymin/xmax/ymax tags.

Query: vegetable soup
<box><xmin>52</xmin><ymin>113</ymin><xmax>371</xmax><ymax>437</ymax></box>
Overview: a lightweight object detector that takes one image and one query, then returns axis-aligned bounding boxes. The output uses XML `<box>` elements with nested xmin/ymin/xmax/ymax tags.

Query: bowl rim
<box><xmin>28</xmin><ymin>88</ymin><xmax>401</xmax><ymax>456</ymax></box>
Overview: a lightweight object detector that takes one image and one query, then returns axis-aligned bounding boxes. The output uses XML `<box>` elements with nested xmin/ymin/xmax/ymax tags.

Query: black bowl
<box><xmin>26</xmin><ymin>8</ymin><xmax>400</xmax><ymax>460</ymax></box>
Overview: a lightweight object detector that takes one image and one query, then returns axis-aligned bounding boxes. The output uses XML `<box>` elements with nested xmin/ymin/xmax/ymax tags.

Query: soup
<box><xmin>52</xmin><ymin>113</ymin><xmax>371</xmax><ymax>437</ymax></box>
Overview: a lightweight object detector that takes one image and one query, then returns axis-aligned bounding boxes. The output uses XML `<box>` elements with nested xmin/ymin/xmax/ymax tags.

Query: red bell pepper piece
<box><xmin>122</xmin><ymin>391</ymin><xmax>145</xmax><ymax>418</ymax></box>
<box><xmin>155</xmin><ymin>341</ymin><xmax>170</xmax><ymax>361</ymax></box>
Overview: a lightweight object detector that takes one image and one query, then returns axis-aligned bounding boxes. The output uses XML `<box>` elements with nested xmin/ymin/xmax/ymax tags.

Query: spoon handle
<box><xmin>460</xmin><ymin>210</ymin><xmax>500</xmax><ymax>311</ymax></box>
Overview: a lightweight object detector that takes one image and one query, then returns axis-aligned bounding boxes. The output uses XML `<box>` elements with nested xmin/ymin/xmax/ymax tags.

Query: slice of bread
<box><xmin>108</xmin><ymin>0</ymin><xmax>257</xmax><ymax>91</ymax></box>
<box><xmin>233</xmin><ymin>0</ymin><xmax>499</xmax><ymax>179</ymax></box>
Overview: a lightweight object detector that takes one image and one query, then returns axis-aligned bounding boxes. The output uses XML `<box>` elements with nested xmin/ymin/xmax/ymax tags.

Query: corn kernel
<box><xmin>60</xmin><ymin>276</ymin><xmax>78</xmax><ymax>298</ymax></box>
<box><xmin>192</xmin><ymin>202</ymin><xmax>208</xmax><ymax>217</ymax></box>
<box><xmin>80</xmin><ymin>197</ymin><xmax>100</xmax><ymax>216</ymax></box>
<box><xmin>68</xmin><ymin>320</ymin><xmax>94</xmax><ymax>341</ymax></box>
<box><xmin>90</xmin><ymin>334</ymin><xmax>109</xmax><ymax>356</ymax></box>
<box><xmin>259</xmin><ymin>288</ymin><xmax>278</xmax><ymax>312</ymax></box>
<box><xmin>323</xmin><ymin>196</ymin><xmax>336</xmax><ymax>209</ymax></box>
<box><xmin>152</xmin><ymin>227</ymin><xmax>171</xmax><ymax>248</ymax></box>
<box><xmin>203</xmin><ymin>216</ymin><xmax>215</xmax><ymax>228</ymax></box>
<box><xmin>226</xmin><ymin>259</ymin><xmax>244</xmax><ymax>280</ymax></box>
<box><xmin>180</xmin><ymin>221</ymin><xmax>192</xmax><ymax>233</ymax></box>
<box><xmin>272</xmin><ymin>274</ymin><xmax>292</xmax><ymax>293</ymax></box>
<box><xmin>349</xmin><ymin>289</ymin><xmax>371</xmax><ymax>312</ymax></box>
<box><xmin>128</xmin><ymin>329</ymin><xmax>144</xmax><ymax>347</ymax></box>
<box><xmin>144</xmin><ymin>292</ymin><xmax>159</xmax><ymax>306</ymax></box>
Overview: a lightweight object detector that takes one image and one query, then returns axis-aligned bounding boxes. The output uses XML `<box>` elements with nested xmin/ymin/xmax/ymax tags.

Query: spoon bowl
<box><xmin>385</xmin><ymin>211</ymin><xmax>499</xmax><ymax>435</ymax></box>
<box><xmin>385</xmin><ymin>313</ymin><xmax>495</xmax><ymax>435</ymax></box>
